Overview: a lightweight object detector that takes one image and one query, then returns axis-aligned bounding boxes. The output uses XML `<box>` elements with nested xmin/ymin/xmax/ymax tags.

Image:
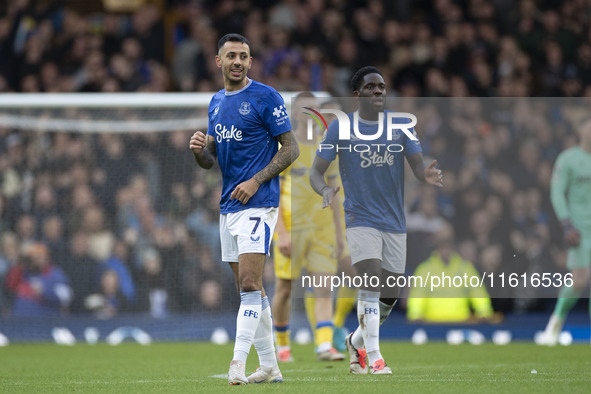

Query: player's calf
<box><xmin>379</xmin><ymin>298</ymin><xmax>397</xmax><ymax>325</ymax></box>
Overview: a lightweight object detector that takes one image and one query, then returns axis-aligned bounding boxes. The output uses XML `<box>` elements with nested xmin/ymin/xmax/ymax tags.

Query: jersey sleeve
<box><xmin>392</xmin><ymin>112</ymin><xmax>423</xmax><ymax>157</ymax></box>
<box><xmin>316</xmin><ymin>120</ymin><xmax>339</xmax><ymax>162</ymax></box>
<box><xmin>261</xmin><ymin>89</ymin><xmax>292</xmax><ymax>137</ymax></box>
<box><xmin>206</xmin><ymin>95</ymin><xmax>217</xmax><ymax>137</ymax></box>
<box><xmin>403</xmin><ymin>127</ymin><xmax>422</xmax><ymax>157</ymax></box>
<box><xmin>550</xmin><ymin>152</ymin><xmax>571</xmax><ymax>221</ymax></box>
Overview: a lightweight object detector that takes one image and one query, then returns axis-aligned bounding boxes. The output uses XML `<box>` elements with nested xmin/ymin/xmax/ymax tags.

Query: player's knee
<box><xmin>276</xmin><ymin>283</ymin><xmax>291</xmax><ymax>300</ymax></box>
<box><xmin>354</xmin><ymin>259</ymin><xmax>382</xmax><ymax>282</ymax></box>
<box><xmin>239</xmin><ymin>276</ymin><xmax>260</xmax><ymax>292</ymax></box>
<box><xmin>314</xmin><ymin>286</ymin><xmax>331</xmax><ymax>298</ymax></box>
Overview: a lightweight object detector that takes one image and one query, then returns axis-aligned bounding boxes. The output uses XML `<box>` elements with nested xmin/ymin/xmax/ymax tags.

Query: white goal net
<box><xmin>0</xmin><ymin>92</ymin><xmax>309</xmax><ymax>343</ymax></box>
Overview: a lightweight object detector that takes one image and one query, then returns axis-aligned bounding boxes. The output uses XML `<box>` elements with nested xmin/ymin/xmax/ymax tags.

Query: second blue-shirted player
<box><xmin>190</xmin><ymin>34</ymin><xmax>299</xmax><ymax>385</ymax></box>
<box><xmin>310</xmin><ymin>66</ymin><xmax>443</xmax><ymax>375</ymax></box>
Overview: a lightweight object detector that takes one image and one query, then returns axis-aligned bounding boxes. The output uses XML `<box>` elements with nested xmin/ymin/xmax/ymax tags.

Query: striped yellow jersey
<box><xmin>279</xmin><ymin>138</ymin><xmax>338</xmax><ymax>232</ymax></box>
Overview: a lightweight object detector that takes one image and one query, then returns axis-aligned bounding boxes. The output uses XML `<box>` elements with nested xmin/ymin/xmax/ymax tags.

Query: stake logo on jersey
<box><xmin>360</xmin><ymin>150</ymin><xmax>396</xmax><ymax>168</ymax></box>
<box><xmin>316</xmin><ymin>111</ymin><xmax>422</xmax><ymax>233</ymax></box>
<box><xmin>207</xmin><ymin>79</ymin><xmax>292</xmax><ymax>214</ymax></box>
<box><xmin>215</xmin><ymin>123</ymin><xmax>243</xmax><ymax>142</ymax></box>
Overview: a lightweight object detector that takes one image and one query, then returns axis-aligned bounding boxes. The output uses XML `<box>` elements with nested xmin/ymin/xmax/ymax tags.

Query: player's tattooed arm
<box><xmin>230</xmin><ymin>131</ymin><xmax>300</xmax><ymax>204</ymax></box>
<box><xmin>253</xmin><ymin>131</ymin><xmax>300</xmax><ymax>185</ymax></box>
<box><xmin>407</xmin><ymin>152</ymin><xmax>443</xmax><ymax>188</ymax></box>
<box><xmin>190</xmin><ymin>132</ymin><xmax>216</xmax><ymax>169</ymax></box>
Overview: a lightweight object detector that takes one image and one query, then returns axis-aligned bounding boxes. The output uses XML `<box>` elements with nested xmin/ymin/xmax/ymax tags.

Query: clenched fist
<box><xmin>189</xmin><ymin>131</ymin><xmax>207</xmax><ymax>154</ymax></box>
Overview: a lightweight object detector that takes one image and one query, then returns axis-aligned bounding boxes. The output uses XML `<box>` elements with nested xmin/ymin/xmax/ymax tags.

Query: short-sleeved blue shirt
<box><xmin>207</xmin><ymin>79</ymin><xmax>292</xmax><ymax>214</ymax></box>
<box><xmin>316</xmin><ymin>111</ymin><xmax>422</xmax><ymax>233</ymax></box>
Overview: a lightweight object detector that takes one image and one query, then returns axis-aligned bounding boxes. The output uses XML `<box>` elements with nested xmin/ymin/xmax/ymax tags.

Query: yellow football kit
<box><xmin>274</xmin><ymin>139</ymin><xmax>339</xmax><ymax>279</ymax></box>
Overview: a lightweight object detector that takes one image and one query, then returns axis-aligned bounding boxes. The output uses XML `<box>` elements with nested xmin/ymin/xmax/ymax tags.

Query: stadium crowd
<box><xmin>0</xmin><ymin>0</ymin><xmax>587</xmax><ymax>317</ymax></box>
<box><xmin>2</xmin><ymin>0</ymin><xmax>591</xmax><ymax>96</ymax></box>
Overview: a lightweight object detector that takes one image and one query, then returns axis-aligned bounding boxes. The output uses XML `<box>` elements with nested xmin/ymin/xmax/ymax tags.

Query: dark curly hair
<box><xmin>350</xmin><ymin>66</ymin><xmax>383</xmax><ymax>92</ymax></box>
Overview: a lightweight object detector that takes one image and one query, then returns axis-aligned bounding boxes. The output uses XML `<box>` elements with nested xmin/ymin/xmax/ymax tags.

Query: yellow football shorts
<box><xmin>274</xmin><ymin>226</ymin><xmax>338</xmax><ymax>280</ymax></box>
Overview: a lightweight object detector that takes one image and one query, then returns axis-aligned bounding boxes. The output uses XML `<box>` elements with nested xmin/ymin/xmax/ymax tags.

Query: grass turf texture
<box><xmin>0</xmin><ymin>342</ymin><xmax>589</xmax><ymax>393</ymax></box>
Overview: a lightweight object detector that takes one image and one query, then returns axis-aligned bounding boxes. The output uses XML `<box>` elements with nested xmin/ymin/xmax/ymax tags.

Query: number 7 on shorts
<box><xmin>249</xmin><ymin>217</ymin><xmax>261</xmax><ymax>234</ymax></box>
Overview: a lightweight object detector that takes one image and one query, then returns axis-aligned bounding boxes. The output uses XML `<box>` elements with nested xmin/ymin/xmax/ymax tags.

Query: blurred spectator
<box><xmin>407</xmin><ymin>224</ymin><xmax>494</xmax><ymax>323</ymax></box>
<box><xmin>131</xmin><ymin>5</ymin><xmax>165</xmax><ymax>63</ymax></box>
<box><xmin>41</xmin><ymin>215</ymin><xmax>68</xmax><ymax>265</ymax></box>
<box><xmin>153</xmin><ymin>223</ymin><xmax>185</xmax><ymax>312</ymax></box>
<box><xmin>15</xmin><ymin>214</ymin><xmax>36</xmax><ymax>244</ymax></box>
<box><xmin>0</xmin><ymin>232</ymin><xmax>19</xmax><ymax>313</ymax></box>
<box><xmin>182</xmin><ymin>243</ymin><xmax>236</xmax><ymax>312</ymax></box>
<box><xmin>172</xmin><ymin>19</ymin><xmax>211</xmax><ymax>91</ymax></box>
<box><xmin>512</xmin><ymin>140</ymin><xmax>541</xmax><ymax>190</ymax></box>
<box><xmin>199</xmin><ymin>279</ymin><xmax>223</xmax><ymax>312</ymax></box>
<box><xmin>407</xmin><ymin>185</ymin><xmax>447</xmax><ymax>271</ymax></box>
<box><xmin>4</xmin><ymin>242</ymin><xmax>72</xmax><ymax>317</ymax></box>
<box><xmin>85</xmin><ymin>269</ymin><xmax>127</xmax><ymax>319</ymax></box>
<box><xmin>96</xmin><ymin>239</ymin><xmax>136</xmax><ymax>307</ymax></box>
<box><xmin>61</xmin><ymin>232</ymin><xmax>97</xmax><ymax>313</ymax></box>
<box><xmin>67</xmin><ymin>184</ymin><xmax>96</xmax><ymax>234</ymax></box>
<box><xmin>0</xmin><ymin>194</ymin><xmax>8</xmax><ymax>235</ymax></box>
<box><xmin>81</xmin><ymin>206</ymin><xmax>115</xmax><ymax>263</ymax></box>
<box><xmin>136</xmin><ymin>248</ymin><xmax>168</xmax><ymax>318</ymax></box>
<box><xmin>477</xmin><ymin>243</ymin><xmax>513</xmax><ymax>314</ymax></box>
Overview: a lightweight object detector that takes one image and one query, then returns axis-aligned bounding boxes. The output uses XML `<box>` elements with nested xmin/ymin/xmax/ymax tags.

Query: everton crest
<box><xmin>239</xmin><ymin>101</ymin><xmax>251</xmax><ymax>115</ymax></box>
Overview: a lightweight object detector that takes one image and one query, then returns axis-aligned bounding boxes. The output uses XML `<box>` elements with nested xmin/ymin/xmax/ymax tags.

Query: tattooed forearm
<box><xmin>194</xmin><ymin>140</ymin><xmax>217</xmax><ymax>169</ymax></box>
<box><xmin>253</xmin><ymin>131</ymin><xmax>300</xmax><ymax>185</ymax></box>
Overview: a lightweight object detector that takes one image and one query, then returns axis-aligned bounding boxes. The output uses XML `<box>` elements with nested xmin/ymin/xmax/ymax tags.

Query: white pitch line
<box><xmin>2</xmin><ymin>379</ymin><xmax>205</xmax><ymax>386</ymax></box>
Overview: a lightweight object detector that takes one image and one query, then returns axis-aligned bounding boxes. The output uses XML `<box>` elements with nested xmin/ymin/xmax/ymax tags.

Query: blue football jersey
<box><xmin>316</xmin><ymin>111</ymin><xmax>422</xmax><ymax>233</ymax></box>
<box><xmin>207</xmin><ymin>79</ymin><xmax>291</xmax><ymax>214</ymax></box>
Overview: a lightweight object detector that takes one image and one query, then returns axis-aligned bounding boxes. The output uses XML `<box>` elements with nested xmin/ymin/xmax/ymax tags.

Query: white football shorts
<box><xmin>346</xmin><ymin>226</ymin><xmax>406</xmax><ymax>273</ymax></box>
<box><xmin>220</xmin><ymin>207</ymin><xmax>278</xmax><ymax>262</ymax></box>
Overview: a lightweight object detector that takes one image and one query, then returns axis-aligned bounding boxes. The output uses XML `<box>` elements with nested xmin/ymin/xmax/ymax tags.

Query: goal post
<box><xmin>0</xmin><ymin>91</ymin><xmax>327</xmax><ymax>343</ymax></box>
<box><xmin>0</xmin><ymin>92</ymin><xmax>325</xmax><ymax>133</ymax></box>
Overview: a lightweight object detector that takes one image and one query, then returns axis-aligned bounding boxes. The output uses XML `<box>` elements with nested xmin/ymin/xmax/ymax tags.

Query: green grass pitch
<box><xmin>1</xmin><ymin>342</ymin><xmax>589</xmax><ymax>393</ymax></box>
